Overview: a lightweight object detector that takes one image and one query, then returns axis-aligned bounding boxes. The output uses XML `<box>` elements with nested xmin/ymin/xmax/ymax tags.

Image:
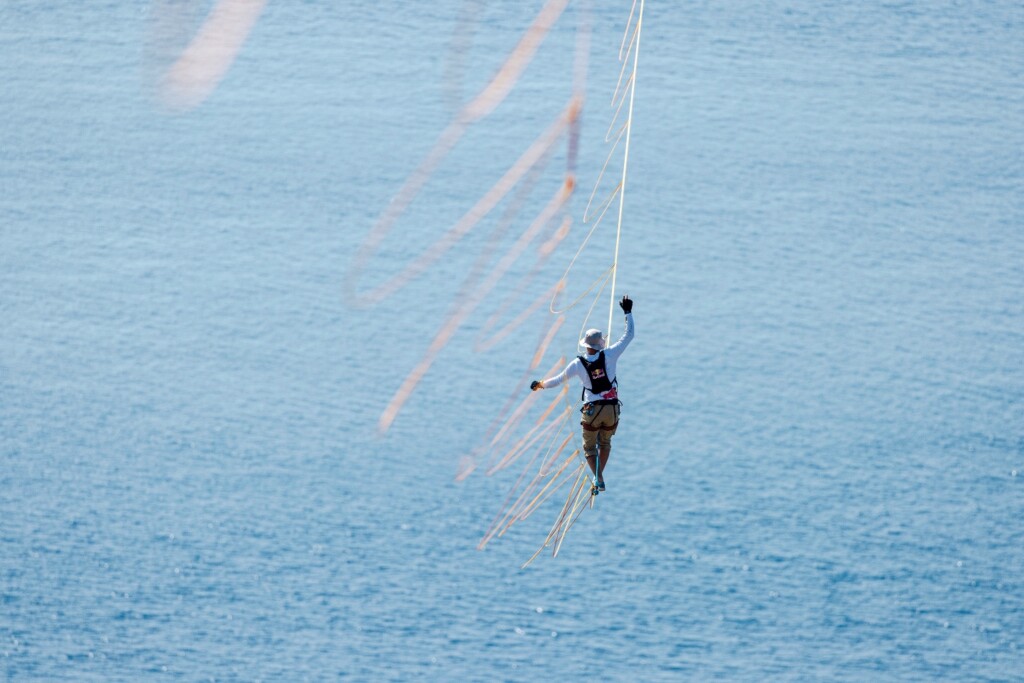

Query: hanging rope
<box><xmin>608</xmin><ymin>0</ymin><xmax>643</xmax><ymax>333</ymax></box>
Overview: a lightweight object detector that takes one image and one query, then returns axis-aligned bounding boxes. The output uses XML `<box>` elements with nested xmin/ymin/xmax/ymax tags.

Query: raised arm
<box><xmin>605</xmin><ymin>295</ymin><xmax>635</xmax><ymax>358</ymax></box>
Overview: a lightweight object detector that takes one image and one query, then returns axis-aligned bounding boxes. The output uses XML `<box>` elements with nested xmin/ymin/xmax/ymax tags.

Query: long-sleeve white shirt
<box><xmin>540</xmin><ymin>312</ymin><xmax>635</xmax><ymax>402</ymax></box>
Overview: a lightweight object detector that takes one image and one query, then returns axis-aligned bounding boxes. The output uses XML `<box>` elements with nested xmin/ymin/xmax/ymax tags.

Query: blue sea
<box><xmin>2</xmin><ymin>1</ymin><xmax>1022</xmax><ymax>680</ymax></box>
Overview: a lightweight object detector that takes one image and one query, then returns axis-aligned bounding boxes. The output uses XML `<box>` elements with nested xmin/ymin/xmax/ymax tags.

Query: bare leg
<box><xmin>597</xmin><ymin>445</ymin><xmax>610</xmax><ymax>482</ymax></box>
<box><xmin>582</xmin><ymin>421</ymin><xmax>599</xmax><ymax>478</ymax></box>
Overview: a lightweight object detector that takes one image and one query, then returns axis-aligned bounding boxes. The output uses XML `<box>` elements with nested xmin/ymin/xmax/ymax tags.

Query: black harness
<box><xmin>579</xmin><ymin>351</ymin><xmax>620</xmax><ymax>429</ymax></box>
<box><xmin>578</xmin><ymin>351</ymin><xmax>617</xmax><ymax>402</ymax></box>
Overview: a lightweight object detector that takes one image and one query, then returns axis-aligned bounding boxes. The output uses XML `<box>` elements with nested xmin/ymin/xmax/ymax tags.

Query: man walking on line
<box><xmin>531</xmin><ymin>295</ymin><xmax>634</xmax><ymax>495</ymax></box>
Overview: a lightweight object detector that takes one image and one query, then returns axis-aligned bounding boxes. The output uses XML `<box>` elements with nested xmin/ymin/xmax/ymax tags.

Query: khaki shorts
<box><xmin>580</xmin><ymin>402</ymin><xmax>620</xmax><ymax>457</ymax></box>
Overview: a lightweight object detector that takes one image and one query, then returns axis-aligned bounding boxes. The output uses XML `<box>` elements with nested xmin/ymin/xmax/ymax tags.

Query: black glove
<box><xmin>619</xmin><ymin>295</ymin><xmax>633</xmax><ymax>314</ymax></box>
<box><xmin>530</xmin><ymin>380</ymin><xmax>542</xmax><ymax>391</ymax></box>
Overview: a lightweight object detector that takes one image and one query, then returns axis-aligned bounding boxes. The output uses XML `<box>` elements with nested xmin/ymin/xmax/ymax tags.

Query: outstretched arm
<box><xmin>531</xmin><ymin>360</ymin><xmax>577</xmax><ymax>391</ymax></box>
